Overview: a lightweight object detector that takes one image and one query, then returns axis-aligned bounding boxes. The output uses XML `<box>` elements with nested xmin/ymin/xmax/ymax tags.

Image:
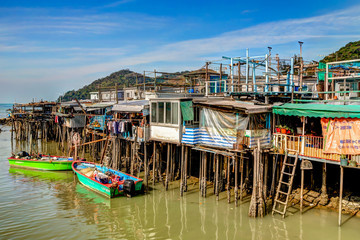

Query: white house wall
<box><xmin>150</xmin><ymin>125</ymin><xmax>180</xmax><ymax>143</ymax></box>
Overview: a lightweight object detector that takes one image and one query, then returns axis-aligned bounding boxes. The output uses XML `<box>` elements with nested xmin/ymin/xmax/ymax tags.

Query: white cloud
<box><xmin>68</xmin><ymin>4</ymin><xmax>360</xmax><ymax>70</ymax></box>
<box><xmin>2</xmin><ymin>4</ymin><xmax>360</xmax><ymax>102</ymax></box>
<box><xmin>103</xmin><ymin>0</ymin><xmax>135</xmax><ymax>8</ymax></box>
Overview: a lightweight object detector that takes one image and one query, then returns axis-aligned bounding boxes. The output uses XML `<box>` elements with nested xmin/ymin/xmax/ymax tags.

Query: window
<box><xmin>166</xmin><ymin>102</ymin><xmax>171</xmax><ymax>123</ymax></box>
<box><xmin>151</xmin><ymin>101</ymin><xmax>179</xmax><ymax>125</ymax></box>
<box><xmin>158</xmin><ymin>102</ymin><xmax>164</xmax><ymax>123</ymax></box>
<box><xmin>151</xmin><ymin>102</ymin><xmax>157</xmax><ymax>122</ymax></box>
<box><xmin>171</xmin><ymin>102</ymin><xmax>178</xmax><ymax>124</ymax></box>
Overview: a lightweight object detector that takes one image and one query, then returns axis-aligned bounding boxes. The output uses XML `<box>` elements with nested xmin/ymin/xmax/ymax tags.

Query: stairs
<box><xmin>101</xmin><ymin>137</ymin><xmax>113</xmax><ymax>167</ymax></box>
<box><xmin>272</xmin><ymin>153</ymin><xmax>298</xmax><ymax>218</ymax></box>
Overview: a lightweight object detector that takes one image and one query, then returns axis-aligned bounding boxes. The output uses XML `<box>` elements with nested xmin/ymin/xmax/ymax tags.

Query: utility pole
<box><xmin>267</xmin><ymin>46</ymin><xmax>272</xmax><ymax>94</ymax></box>
<box><xmin>154</xmin><ymin>70</ymin><xmax>157</xmax><ymax>91</ymax></box>
<box><xmin>143</xmin><ymin>71</ymin><xmax>146</xmax><ymax>95</ymax></box>
<box><xmin>98</xmin><ymin>84</ymin><xmax>102</xmax><ymax>102</ymax></box>
<box><xmin>299</xmin><ymin>41</ymin><xmax>304</xmax><ymax>91</ymax></box>
<box><xmin>205</xmin><ymin>62</ymin><xmax>209</xmax><ymax>96</ymax></box>
<box><xmin>115</xmin><ymin>83</ymin><xmax>118</xmax><ymax>103</ymax></box>
<box><xmin>276</xmin><ymin>54</ymin><xmax>280</xmax><ymax>84</ymax></box>
<box><xmin>136</xmin><ymin>73</ymin><xmax>138</xmax><ymax>98</ymax></box>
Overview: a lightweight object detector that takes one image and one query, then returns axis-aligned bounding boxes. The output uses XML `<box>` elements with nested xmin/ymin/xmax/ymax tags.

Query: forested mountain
<box><xmin>58</xmin><ymin>69</ymin><xmax>191</xmax><ymax>102</ymax></box>
<box><xmin>58</xmin><ymin>69</ymin><xmax>143</xmax><ymax>101</ymax></box>
<box><xmin>321</xmin><ymin>40</ymin><xmax>360</xmax><ymax>63</ymax></box>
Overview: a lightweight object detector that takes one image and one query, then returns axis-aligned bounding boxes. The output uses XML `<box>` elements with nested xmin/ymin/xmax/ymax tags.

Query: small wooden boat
<box><xmin>72</xmin><ymin>161</ymin><xmax>143</xmax><ymax>198</ymax></box>
<box><xmin>8</xmin><ymin>152</ymin><xmax>75</xmax><ymax>171</ymax></box>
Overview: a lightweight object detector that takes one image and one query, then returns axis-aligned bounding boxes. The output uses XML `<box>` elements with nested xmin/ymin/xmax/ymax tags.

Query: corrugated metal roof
<box><xmin>193</xmin><ymin>99</ymin><xmax>272</xmax><ymax>114</ymax></box>
<box><xmin>112</xmin><ymin>100</ymin><xmax>149</xmax><ymax>112</ymax></box>
<box><xmin>86</xmin><ymin>102</ymin><xmax>115</xmax><ymax>111</ymax></box>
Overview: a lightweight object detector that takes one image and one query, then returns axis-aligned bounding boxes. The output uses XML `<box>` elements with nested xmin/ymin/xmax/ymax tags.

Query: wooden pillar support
<box><xmin>153</xmin><ymin>142</ymin><xmax>156</xmax><ymax>185</ymax></box>
<box><xmin>300</xmin><ymin>168</ymin><xmax>304</xmax><ymax>213</ymax></box>
<box><xmin>240</xmin><ymin>154</ymin><xmax>244</xmax><ymax>202</ymax></box>
<box><xmin>234</xmin><ymin>155</ymin><xmax>238</xmax><ymax>206</ymax></box>
<box><xmin>203</xmin><ymin>152</ymin><xmax>207</xmax><ymax>198</ymax></box>
<box><xmin>184</xmin><ymin>146</ymin><xmax>188</xmax><ymax>192</ymax></box>
<box><xmin>339</xmin><ymin>166</ymin><xmax>344</xmax><ymax>226</ymax></box>
<box><xmin>180</xmin><ymin>145</ymin><xmax>185</xmax><ymax>197</ymax></box>
<box><xmin>144</xmin><ymin>142</ymin><xmax>148</xmax><ymax>191</ymax></box>
<box><xmin>227</xmin><ymin>156</ymin><xmax>231</xmax><ymax>203</ymax></box>
<box><xmin>215</xmin><ymin>154</ymin><xmax>219</xmax><ymax>201</ymax></box>
<box><xmin>199</xmin><ymin>152</ymin><xmax>203</xmax><ymax>192</ymax></box>
<box><xmin>165</xmin><ymin>143</ymin><xmax>170</xmax><ymax>190</ymax></box>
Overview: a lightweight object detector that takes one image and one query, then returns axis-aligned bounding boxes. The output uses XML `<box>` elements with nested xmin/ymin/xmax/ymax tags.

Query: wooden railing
<box><xmin>272</xmin><ymin>133</ymin><xmax>354</xmax><ymax>163</ymax></box>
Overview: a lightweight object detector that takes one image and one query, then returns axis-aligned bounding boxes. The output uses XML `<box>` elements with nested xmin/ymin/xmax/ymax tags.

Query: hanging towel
<box><xmin>138</xmin><ymin>127</ymin><xmax>144</xmax><ymax>139</ymax></box>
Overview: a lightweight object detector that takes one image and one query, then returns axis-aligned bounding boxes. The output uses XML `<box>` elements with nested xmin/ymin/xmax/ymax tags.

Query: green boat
<box><xmin>8</xmin><ymin>153</ymin><xmax>74</xmax><ymax>171</ymax></box>
<box><xmin>72</xmin><ymin>161</ymin><xmax>143</xmax><ymax>198</ymax></box>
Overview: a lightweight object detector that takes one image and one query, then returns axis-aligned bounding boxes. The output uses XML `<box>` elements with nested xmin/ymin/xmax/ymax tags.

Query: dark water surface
<box><xmin>1</xmin><ymin>126</ymin><xmax>360</xmax><ymax>239</ymax></box>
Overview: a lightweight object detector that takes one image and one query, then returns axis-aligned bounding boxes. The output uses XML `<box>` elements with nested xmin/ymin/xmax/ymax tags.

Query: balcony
<box><xmin>273</xmin><ymin>133</ymin><xmax>360</xmax><ymax>165</ymax></box>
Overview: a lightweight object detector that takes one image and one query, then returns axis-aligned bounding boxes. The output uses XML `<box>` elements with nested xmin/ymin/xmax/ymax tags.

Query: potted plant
<box><xmin>286</xmin><ymin>127</ymin><xmax>292</xmax><ymax>134</ymax></box>
<box><xmin>349</xmin><ymin>160</ymin><xmax>357</xmax><ymax>167</ymax></box>
<box><xmin>280</xmin><ymin>125</ymin><xmax>287</xmax><ymax>134</ymax></box>
<box><xmin>275</xmin><ymin>125</ymin><xmax>281</xmax><ymax>133</ymax></box>
<box><xmin>340</xmin><ymin>154</ymin><xmax>348</xmax><ymax>166</ymax></box>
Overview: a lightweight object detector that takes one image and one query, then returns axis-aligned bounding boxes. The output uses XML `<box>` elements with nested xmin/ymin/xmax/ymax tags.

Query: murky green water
<box><xmin>1</xmin><ymin>126</ymin><xmax>360</xmax><ymax>239</ymax></box>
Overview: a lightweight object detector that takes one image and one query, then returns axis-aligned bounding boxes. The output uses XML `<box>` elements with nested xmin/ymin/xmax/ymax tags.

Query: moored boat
<box><xmin>8</xmin><ymin>151</ymin><xmax>75</xmax><ymax>171</ymax></box>
<box><xmin>72</xmin><ymin>161</ymin><xmax>143</xmax><ymax>198</ymax></box>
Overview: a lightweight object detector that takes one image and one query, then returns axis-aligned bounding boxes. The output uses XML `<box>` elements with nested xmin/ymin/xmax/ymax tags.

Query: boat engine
<box><xmin>16</xmin><ymin>151</ymin><xmax>29</xmax><ymax>158</ymax></box>
<box><xmin>123</xmin><ymin>180</ymin><xmax>135</xmax><ymax>197</ymax></box>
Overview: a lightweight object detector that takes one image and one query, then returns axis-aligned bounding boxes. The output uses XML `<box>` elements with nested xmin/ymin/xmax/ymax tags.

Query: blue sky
<box><xmin>1</xmin><ymin>0</ymin><xmax>360</xmax><ymax>102</ymax></box>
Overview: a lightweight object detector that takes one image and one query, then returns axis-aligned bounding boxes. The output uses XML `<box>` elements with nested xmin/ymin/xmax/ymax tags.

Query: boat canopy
<box><xmin>273</xmin><ymin>103</ymin><xmax>360</xmax><ymax>118</ymax></box>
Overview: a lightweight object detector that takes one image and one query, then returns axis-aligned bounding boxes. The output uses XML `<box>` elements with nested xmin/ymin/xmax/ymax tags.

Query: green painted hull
<box><xmin>8</xmin><ymin>158</ymin><xmax>73</xmax><ymax>171</ymax></box>
<box><xmin>74</xmin><ymin>171</ymin><xmax>120</xmax><ymax>198</ymax></box>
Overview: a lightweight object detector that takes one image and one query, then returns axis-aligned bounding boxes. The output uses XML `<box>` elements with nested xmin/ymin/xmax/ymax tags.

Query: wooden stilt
<box><xmin>153</xmin><ymin>142</ymin><xmax>156</xmax><ymax>185</ymax></box>
<box><xmin>204</xmin><ymin>152</ymin><xmax>207</xmax><ymax>198</ymax></box>
<box><xmin>184</xmin><ymin>146</ymin><xmax>188</xmax><ymax>192</ymax></box>
<box><xmin>166</xmin><ymin>143</ymin><xmax>170</xmax><ymax>190</ymax></box>
<box><xmin>74</xmin><ymin>144</ymin><xmax>78</xmax><ymax>161</ymax></box>
<box><xmin>338</xmin><ymin>166</ymin><xmax>344</xmax><ymax>226</ymax></box>
<box><xmin>199</xmin><ymin>152</ymin><xmax>203</xmax><ymax>192</ymax></box>
<box><xmin>264</xmin><ymin>153</ymin><xmax>268</xmax><ymax>201</ymax></box>
<box><xmin>180</xmin><ymin>144</ymin><xmax>184</xmax><ymax>196</ymax></box>
<box><xmin>321</xmin><ymin>162</ymin><xmax>327</xmax><ymax>197</ymax></box>
<box><xmin>130</xmin><ymin>141</ymin><xmax>134</xmax><ymax>175</ymax></box>
<box><xmin>235</xmin><ymin>155</ymin><xmax>238</xmax><ymax>206</ymax></box>
<box><xmin>215</xmin><ymin>154</ymin><xmax>219</xmax><ymax>201</ymax></box>
<box><xmin>300</xmin><ymin>168</ymin><xmax>304</xmax><ymax>213</ymax></box>
<box><xmin>240</xmin><ymin>153</ymin><xmax>244</xmax><ymax>202</ymax></box>
<box><xmin>227</xmin><ymin>156</ymin><xmax>231</xmax><ymax>203</ymax></box>
<box><xmin>144</xmin><ymin>142</ymin><xmax>148</xmax><ymax>191</ymax></box>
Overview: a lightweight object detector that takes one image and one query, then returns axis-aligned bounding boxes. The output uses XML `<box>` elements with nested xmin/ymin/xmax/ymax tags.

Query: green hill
<box><xmin>321</xmin><ymin>40</ymin><xmax>360</xmax><ymax>63</ymax></box>
<box><xmin>58</xmin><ymin>69</ymin><xmax>192</xmax><ymax>102</ymax></box>
<box><xmin>59</xmin><ymin>69</ymin><xmax>144</xmax><ymax>102</ymax></box>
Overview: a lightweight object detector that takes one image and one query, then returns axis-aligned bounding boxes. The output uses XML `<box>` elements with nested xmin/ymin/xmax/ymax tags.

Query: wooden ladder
<box><xmin>272</xmin><ymin>153</ymin><xmax>298</xmax><ymax>218</ymax></box>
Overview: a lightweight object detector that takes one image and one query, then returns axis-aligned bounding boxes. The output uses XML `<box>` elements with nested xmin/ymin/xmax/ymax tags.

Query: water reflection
<box><xmin>8</xmin><ymin>167</ymin><xmax>73</xmax><ymax>182</ymax></box>
<box><xmin>3</xmin><ymin>137</ymin><xmax>360</xmax><ymax>239</ymax></box>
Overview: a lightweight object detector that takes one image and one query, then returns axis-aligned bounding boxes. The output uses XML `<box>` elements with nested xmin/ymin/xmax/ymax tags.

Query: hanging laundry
<box><xmin>138</xmin><ymin>127</ymin><xmax>144</xmax><ymax>139</ymax></box>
